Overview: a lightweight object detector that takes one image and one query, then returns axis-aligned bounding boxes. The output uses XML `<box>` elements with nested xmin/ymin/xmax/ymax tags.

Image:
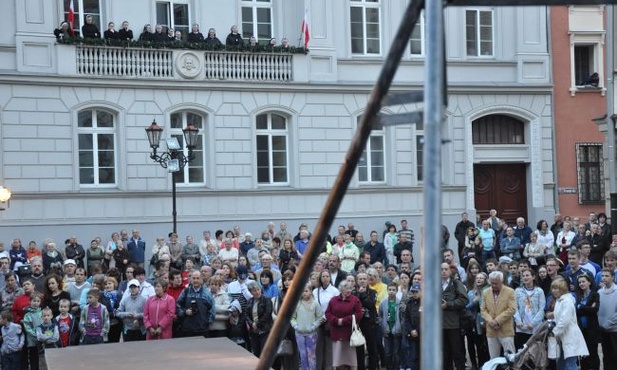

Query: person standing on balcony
<box><xmin>139</xmin><ymin>24</ymin><xmax>153</xmax><ymax>42</ymax></box>
<box><xmin>205</xmin><ymin>28</ymin><xmax>222</xmax><ymax>46</ymax></box>
<box><xmin>118</xmin><ymin>21</ymin><xmax>133</xmax><ymax>41</ymax></box>
<box><xmin>81</xmin><ymin>15</ymin><xmax>100</xmax><ymax>39</ymax></box>
<box><xmin>226</xmin><ymin>25</ymin><xmax>243</xmax><ymax>47</ymax></box>
<box><xmin>153</xmin><ymin>24</ymin><xmax>168</xmax><ymax>42</ymax></box>
<box><xmin>104</xmin><ymin>22</ymin><xmax>118</xmax><ymax>41</ymax></box>
<box><xmin>187</xmin><ymin>23</ymin><xmax>204</xmax><ymax>43</ymax></box>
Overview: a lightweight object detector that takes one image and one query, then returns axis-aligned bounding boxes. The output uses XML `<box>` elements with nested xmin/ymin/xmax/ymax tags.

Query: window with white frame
<box><xmin>77</xmin><ymin>109</ymin><xmax>116</xmax><ymax>186</ymax></box>
<box><xmin>465</xmin><ymin>9</ymin><xmax>494</xmax><ymax>57</ymax></box>
<box><xmin>409</xmin><ymin>11</ymin><xmax>424</xmax><ymax>56</ymax></box>
<box><xmin>569</xmin><ymin>39</ymin><xmax>603</xmax><ymax>92</ymax></box>
<box><xmin>350</xmin><ymin>0</ymin><xmax>381</xmax><ymax>55</ymax></box>
<box><xmin>576</xmin><ymin>143</ymin><xmax>604</xmax><ymax>204</ymax></box>
<box><xmin>156</xmin><ymin>1</ymin><xmax>190</xmax><ymax>40</ymax></box>
<box><xmin>358</xmin><ymin>117</ymin><xmax>385</xmax><ymax>183</ymax></box>
<box><xmin>256</xmin><ymin>113</ymin><xmax>288</xmax><ymax>185</ymax></box>
<box><xmin>170</xmin><ymin>111</ymin><xmax>205</xmax><ymax>185</ymax></box>
<box><xmin>415</xmin><ymin>122</ymin><xmax>424</xmax><ymax>182</ymax></box>
<box><xmin>63</xmin><ymin>0</ymin><xmax>101</xmax><ymax>35</ymax></box>
<box><xmin>241</xmin><ymin>0</ymin><xmax>272</xmax><ymax>41</ymax></box>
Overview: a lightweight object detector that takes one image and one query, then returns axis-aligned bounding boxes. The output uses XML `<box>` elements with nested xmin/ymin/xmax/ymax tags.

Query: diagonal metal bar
<box><xmin>382</xmin><ymin>91</ymin><xmax>424</xmax><ymax>107</ymax></box>
<box><xmin>378</xmin><ymin>111</ymin><xmax>424</xmax><ymax>126</ymax></box>
<box><xmin>253</xmin><ymin>0</ymin><xmax>426</xmax><ymax>369</ymax></box>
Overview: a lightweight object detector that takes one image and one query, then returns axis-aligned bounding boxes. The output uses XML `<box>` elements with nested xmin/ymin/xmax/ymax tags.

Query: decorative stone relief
<box><xmin>176</xmin><ymin>51</ymin><xmax>202</xmax><ymax>79</ymax></box>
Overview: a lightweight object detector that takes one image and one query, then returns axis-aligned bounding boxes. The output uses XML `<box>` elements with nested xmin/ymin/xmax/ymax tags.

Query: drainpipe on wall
<box><xmin>547</xmin><ymin>6</ymin><xmax>560</xmax><ymax>213</ymax></box>
<box><xmin>607</xmin><ymin>5</ymin><xmax>616</xmax><ymax>197</ymax></box>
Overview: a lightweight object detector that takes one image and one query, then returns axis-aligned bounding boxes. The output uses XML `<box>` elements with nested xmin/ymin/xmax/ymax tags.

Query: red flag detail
<box><xmin>301</xmin><ymin>10</ymin><xmax>310</xmax><ymax>49</ymax></box>
<box><xmin>68</xmin><ymin>0</ymin><xmax>75</xmax><ymax>36</ymax></box>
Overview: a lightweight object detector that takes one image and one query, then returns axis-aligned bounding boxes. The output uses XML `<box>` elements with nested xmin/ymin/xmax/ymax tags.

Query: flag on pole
<box><xmin>68</xmin><ymin>0</ymin><xmax>75</xmax><ymax>36</ymax></box>
<box><xmin>301</xmin><ymin>9</ymin><xmax>310</xmax><ymax>49</ymax></box>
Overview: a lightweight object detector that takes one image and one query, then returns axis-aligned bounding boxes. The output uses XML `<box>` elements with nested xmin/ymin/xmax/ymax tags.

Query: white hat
<box><xmin>128</xmin><ymin>279</ymin><xmax>140</xmax><ymax>287</ymax></box>
<box><xmin>63</xmin><ymin>259</ymin><xmax>77</xmax><ymax>266</ymax></box>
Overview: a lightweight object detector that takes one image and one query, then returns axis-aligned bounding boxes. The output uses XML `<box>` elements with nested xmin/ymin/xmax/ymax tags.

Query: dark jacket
<box><xmin>246</xmin><ymin>295</ymin><xmax>273</xmax><ymax>334</ymax></box>
<box><xmin>442</xmin><ymin>279</ymin><xmax>469</xmax><ymax>329</ymax></box>
<box><xmin>575</xmin><ymin>290</ymin><xmax>600</xmax><ymax>338</ymax></box>
<box><xmin>64</xmin><ymin>244</ymin><xmax>85</xmax><ymax>268</ymax></box>
<box><xmin>81</xmin><ymin>23</ymin><xmax>100</xmax><ymax>39</ymax></box>
<box><xmin>354</xmin><ymin>288</ymin><xmax>377</xmax><ymax>324</ymax></box>
<box><xmin>404</xmin><ymin>296</ymin><xmax>421</xmax><ymax>339</ymax></box>
<box><xmin>205</xmin><ymin>36</ymin><xmax>222</xmax><ymax>46</ymax></box>
<box><xmin>454</xmin><ymin>220</ymin><xmax>475</xmax><ymax>249</ymax></box>
<box><xmin>226</xmin><ymin>32</ymin><xmax>243</xmax><ymax>46</ymax></box>
<box><xmin>393</xmin><ymin>241</ymin><xmax>413</xmax><ymax>264</ymax></box>
<box><xmin>363</xmin><ymin>242</ymin><xmax>386</xmax><ymax>265</ymax></box>
<box><xmin>103</xmin><ymin>30</ymin><xmax>119</xmax><ymax>40</ymax></box>
<box><xmin>127</xmin><ymin>238</ymin><xmax>146</xmax><ymax>264</ymax></box>
<box><xmin>152</xmin><ymin>31</ymin><xmax>168</xmax><ymax>42</ymax></box>
<box><xmin>118</xmin><ymin>28</ymin><xmax>133</xmax><ymax>41</ymax></box>
<box><xmin>176</xmin><ymin>285</ymin><xmax>216</xmax><ymax>333</ymax></box>
<box><xmin>187</xmin><ymin>32</ymin><xmax>204</xmax><ymax>43</ymax></box>
<box><xmin>333</xmin><ymin>269</ymin><xmax>348</xmax><ymax>289</ymax></box>
<box><xmin>139</xmin><ymin>31</ymin><xmax>153</xmax><ymax>42</ymax></box>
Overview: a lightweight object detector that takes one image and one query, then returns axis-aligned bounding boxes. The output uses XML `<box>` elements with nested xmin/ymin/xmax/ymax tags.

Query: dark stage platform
<box><xmin>45</xmin><ymin>337</ymin><xmax>261</xmax><ymax>369</ymax></box>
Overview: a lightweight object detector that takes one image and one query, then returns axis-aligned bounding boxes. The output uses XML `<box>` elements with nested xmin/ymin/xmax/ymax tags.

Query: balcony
<box><xmin>56</xmin><ymin>44</ymin><xmax>308</xmax><ymax>82</ymax></box>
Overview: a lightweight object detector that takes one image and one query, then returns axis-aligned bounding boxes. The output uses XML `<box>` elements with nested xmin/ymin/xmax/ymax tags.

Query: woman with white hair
<box><xmin>325</xmin><ymin>280</ymin><xmax>362</xmax><ymax>370</ymax></box>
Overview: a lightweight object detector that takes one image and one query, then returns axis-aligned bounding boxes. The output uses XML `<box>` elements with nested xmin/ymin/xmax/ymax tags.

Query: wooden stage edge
<box><xmin>45</xmin><ymin>337</ymin><xmax>262</xmax><ymax>370</ymax></box>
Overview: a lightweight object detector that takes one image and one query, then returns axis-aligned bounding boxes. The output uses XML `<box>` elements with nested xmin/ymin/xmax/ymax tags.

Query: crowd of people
<box><xmin>0</xmin><ymin>211</ymin><xmax>616</xmax><ymax>370</ymax></box>
<box><xmin>53</xmin><ymin>16</ymin><xmax>293</xmax><ymax>50</ymax></box>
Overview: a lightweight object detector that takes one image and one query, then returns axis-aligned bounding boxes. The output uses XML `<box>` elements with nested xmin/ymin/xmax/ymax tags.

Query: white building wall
<box><xmin>0</xmin><ymin>0</ymin><xmax>555</xmax><ymax>251</ymax></box>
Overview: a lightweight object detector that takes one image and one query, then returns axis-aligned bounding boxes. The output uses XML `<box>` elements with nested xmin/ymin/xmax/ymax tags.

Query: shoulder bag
<box><xmin>350</xmin><ymin>314</ymin><xmax>366</xmax><ymax>347</ymax></box>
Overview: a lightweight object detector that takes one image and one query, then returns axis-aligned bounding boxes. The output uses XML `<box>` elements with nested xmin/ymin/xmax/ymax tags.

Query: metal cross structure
<box><xmin>255</xmin><ymin>0</ymin><xmax>617</xmax><ymax>369</ymax></box>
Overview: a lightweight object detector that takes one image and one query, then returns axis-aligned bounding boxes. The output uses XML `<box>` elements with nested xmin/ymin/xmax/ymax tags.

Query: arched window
<box><xmin>472</xmin><ymin>114</ymin><xmax>525</xmax><ymax>144</ymax></box>
<box><xmin>77</xmin><ymin>108</ymin><xmax>116</xmax><ymax>186</ymax></box>
<box><xmin>170</xmin><ymin>111</ymin><xmax>206</xmax><ymax>185</ymax></box>
<box><xmin>256</xmin><ymin>112</ymin><xmax>288</xmax><ymax>185</ymax></box>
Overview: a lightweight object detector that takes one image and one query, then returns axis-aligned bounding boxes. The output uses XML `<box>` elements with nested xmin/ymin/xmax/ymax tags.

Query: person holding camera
<box><xmin>176</xmin><ymin>271</ymin><xmax>215</xmax><ymax>337</ymax></box>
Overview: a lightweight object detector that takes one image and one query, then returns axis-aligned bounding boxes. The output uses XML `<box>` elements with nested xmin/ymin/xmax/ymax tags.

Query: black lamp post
<box><xmin>145</xmin><ymin>120</ymin><xmax>199</xmax><ymax>234</ymax></box>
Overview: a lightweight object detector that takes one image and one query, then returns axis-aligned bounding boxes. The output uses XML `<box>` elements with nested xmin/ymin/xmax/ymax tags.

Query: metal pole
<box><xmin>172</xmin><ymin>171</ymin><xmax>177</xmax><ymax>234</ymax></box>
<box><xmin>254</xmin><ymin>1</ymin><xmax>425</xmax><ymax>369</ymax></box>
<box><xmin>606</xmin><ymin>5</ymin><xmax>616</xmax><ymax>195</ymax></box>
<box><xmin>421</xmin><ymin>0</ymin><xmax>445</xmax><ymax>370</ymax></box>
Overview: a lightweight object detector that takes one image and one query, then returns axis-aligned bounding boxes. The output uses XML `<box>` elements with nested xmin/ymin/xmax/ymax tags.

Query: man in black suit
<box><xmin>327</xmin><ymin>254</ymin><xmax>347</xmax><ymax>289</ymax></box>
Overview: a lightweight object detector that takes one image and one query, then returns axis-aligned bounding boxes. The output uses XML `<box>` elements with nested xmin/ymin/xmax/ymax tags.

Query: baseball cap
<box><xmin>411</xmin><ymin>284</ymin><xmax>421</xmax><ymax>292</ymax></box>
<box><xmin>236</xmin><ymin>265</ymin><xmax>248</xmax><ymax>280</ymax></box>
<box><xmin>128</xmin><ymin>279</ymin><xmax>140</xmax><ymax>288</ymax></box>
<box><xmin>63</xmin><ymin>259</ymin><xmax>76</xmax><ymax>266</ymax></box>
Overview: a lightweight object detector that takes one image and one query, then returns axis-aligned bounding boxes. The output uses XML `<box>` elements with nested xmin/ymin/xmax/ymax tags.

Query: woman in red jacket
<box><xmin>144</xmin><ymin>280</ymin><xmax>176</xmax><ymax>340</ymax></box>
<box><xmin>325</xmin><ymin>280</ymin><xmax>363</xmax><ymax>370</ymax></box>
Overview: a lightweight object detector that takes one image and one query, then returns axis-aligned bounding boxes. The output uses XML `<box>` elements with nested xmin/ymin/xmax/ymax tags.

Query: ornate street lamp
<box><xmin>145</xmin><ymin>120</ymin><xmax>198</xmax><ymax>234</ymax></box>
<box><xmin>0</xmin><ymin>186</ymin><xmax>11</xmax><ymax>211</ymax></box>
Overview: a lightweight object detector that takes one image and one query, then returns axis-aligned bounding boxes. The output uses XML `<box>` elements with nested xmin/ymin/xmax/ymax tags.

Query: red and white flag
<box><xmin>301</xmin><ymin>9</ymin><xmax>310</xmax><ymax>49</ymax></box>
<box><xmin>68</xmin><ymin>0</ymin><xmax>75</xmax><ymax>35</ymax></box>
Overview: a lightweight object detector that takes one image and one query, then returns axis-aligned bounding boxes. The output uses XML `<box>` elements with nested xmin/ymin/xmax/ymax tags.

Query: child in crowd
<box><xmin>291</xmin><ymin>284</ymin><xmax>323</xmax><ymax>370</ymax></box>
<box><xmin>22</xmin><ymin>292</ymin><xmax>43</xmax><ymax>370</ymax></box>
<box><xmin>55</xmin><ymin>299</ymin><xmax>78</xmax><ymax>347</ymax></box>
<box><xmin>227</xmin><ymin>300</ymin><xmax>245</xmax><ymax>346</ymax></box>
<box><xmin>0</xmin><ymin>310</ymin><xmax>24</xmax><ymax>370</ymax></box>
<box><xmin>79</xmin><ymin>288</ymin><xmax>109</xmax><ymax>345</ymax></box>
<box><xmin>182</xmin><ymin>259</ymin><xmax>194</xmax><ymax>287</ymax></box>
<box><xmin>379</xmin><ymin>282</ymin><xmax>402</xmax><ymax>370</ymax></box>
<box><xmin>102</xmin><ymin>276</ymin><xmax>122</xmax><ymax>343</ymax></box>
<box><xmin>116</xmin><ymin>279</ymin><xmax>146</xmax><ymax>341</ymax></box>
<box><xmin>36</xmin><ymin>307</ymin><xmax>59</xmax><ymax>349</ymax></box>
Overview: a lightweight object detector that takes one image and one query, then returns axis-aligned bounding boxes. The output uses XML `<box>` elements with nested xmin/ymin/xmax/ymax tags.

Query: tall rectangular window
<box><xmin>63</xmin><ymin>0</ymin><xmax>101</xmax><ymax>35</ymax></box>
<box><xmin>358</xmin><ymin>119</ymin><xmax>385</xmax><ymax>183</ymax></box>
<box><xmin>574</xmin><ymin>45</ymin><xmax>594</xmax><ymax>85</ymax></box>
<box><xmin>416</xmin><ymin>122</ymin><xmax>424</xmax><ymax>182</ymax></box>
<box><xmin>256</xmin><ymin>113</ymin><xmax>288</xmax><ymax>185</ymax></box>
<box><xmin>241</xmin><ymin>0</ymin><xmax>272</xmax><ymax>41</ymax></box>
<box><xmin>350</xmin><ymin>0</ymin><xmax>381</xmax><ymax>55</ymax></box>
<box><xmin>466</xmin><ymin>9</ymin><xmax>493</xmax><ymax>57</ymax></box>
<box><xmin>170</xmin><ymin>111</ymin><xmax>205</xmax><ymax>184</ymax></box>
<box><xmin>410</xmin><ymin>12</ymin><xmax>424</xmax><ymax>56</ymax></box>
<box><xmin>156</xmin><ymin>1</ymin><xmax>190</xmax><ymax>40</ymax></box>
<box><xmin>78</xmin><ymin>109</ymin><xmax>116</xmax><ymax>186</ymax></box>
<box><xmin>577</xmin><ymin>143</ymin><xmax>604</xmax><ymax>204</ymax></box>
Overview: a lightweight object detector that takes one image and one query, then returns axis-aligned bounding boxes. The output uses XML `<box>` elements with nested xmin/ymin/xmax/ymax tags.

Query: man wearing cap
<box><xmin>228</xmin><ymin>265</ymin><xmax>254</xmax><ymax>322</ymax></box>
<box><xmin>62</xmin><ymin>259</ymin><xmax>77</xmax><ymax>285</ymax></box>
<box><xmin>404</xmin><ymin>284</ymin><xmax>422</xmax><ymax>370</ymax></box>
<box><xmin>116</xmin><ymin>278</ymin><xmax>147</xmax><ymax>341</ymax></box>
<box><xmin>176</xmin><ymin>271</ymin><xmax>215</xmax><ymax>337</ymax></box>
<box><xmin>123</xmin><ymin>266</ymin><xmax>155</xmax><ymax>299</ymax></box>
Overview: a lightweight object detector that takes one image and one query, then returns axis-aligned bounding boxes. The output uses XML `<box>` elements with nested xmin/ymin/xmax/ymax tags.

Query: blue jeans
<box><xmin>399</xmin><ymin>335</ymin><xmax>413</xmax><ymax>369</ymax></box>
<box><xmin>1</xmin><ymin>350</ymin><xmax>20</xmax><ymax>370</ymax></box>
<box><xmin>383</xmin><ymin>335</ymin><xmax>401</xmax><ymax>370</ymax></box>
<box><xmin>556</xmin><ymin>354</ymin><xmax>577</xmax><ymax>370</ymax></box>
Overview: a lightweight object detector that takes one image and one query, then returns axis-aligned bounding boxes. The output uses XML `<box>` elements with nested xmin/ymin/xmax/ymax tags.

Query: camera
<box><xmin>190</xmin><ymin>299</ymin><xmax>198</xmax><ymax>313</ymax></box>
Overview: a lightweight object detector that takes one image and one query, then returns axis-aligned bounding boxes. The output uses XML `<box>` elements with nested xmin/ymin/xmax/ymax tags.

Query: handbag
<box><xmin>349</xmin><ymin>314</ymin><xmax>366</xmax><ymax>347</ymax></box>
<box><xmin>547</xmin><ymin>335</ymin><xmax>560</xmax><ymax>359</ymax></box>
<box><xmin>276</xmin><ymin>339</ymin><xmax>293</xmax><ymax>356</ymax></box>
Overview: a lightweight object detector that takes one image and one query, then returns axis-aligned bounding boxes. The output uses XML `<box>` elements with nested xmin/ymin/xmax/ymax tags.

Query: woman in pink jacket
<box><xmin>144</xmin><ymin>280</ymin><xmax>176</xmax><ymax>340</ymax></box>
